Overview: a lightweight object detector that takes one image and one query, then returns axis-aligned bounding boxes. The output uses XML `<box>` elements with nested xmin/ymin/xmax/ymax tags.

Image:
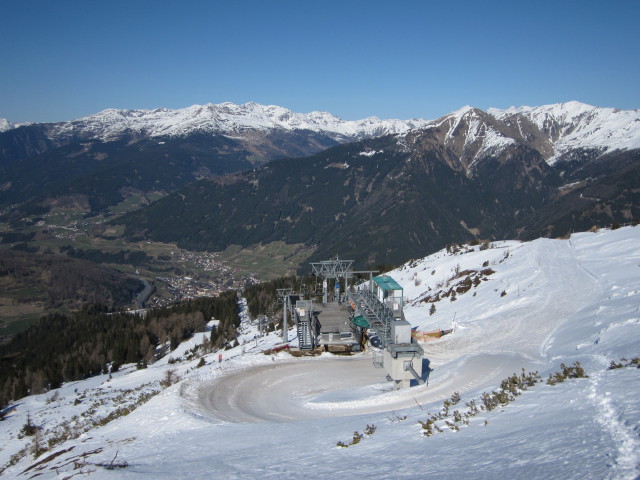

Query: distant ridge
<box><xmin>3</xmin><ymin>101</ymin><xmax>638</xmax><ymax>163</ymax></box>
<box><xmin>45</xmin><ymin>102</ymin><xmax>431</xmax><ymax>142</ymax></box>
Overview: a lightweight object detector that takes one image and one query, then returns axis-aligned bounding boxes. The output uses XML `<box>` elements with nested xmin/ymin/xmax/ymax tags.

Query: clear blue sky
<box><xmin>1</xmin><ymin>0</ymin><xmax>638</xmax><ymax>123</ymax></box>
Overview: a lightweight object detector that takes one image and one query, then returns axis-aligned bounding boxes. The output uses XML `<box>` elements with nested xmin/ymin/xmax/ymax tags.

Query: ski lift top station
<box><xmin>280</xmin><ymin>257</ymin><xmax>424</xmax><ymax>389</ymax></box>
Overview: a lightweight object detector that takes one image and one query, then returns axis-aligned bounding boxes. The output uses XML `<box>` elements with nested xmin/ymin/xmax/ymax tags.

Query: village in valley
<box><xmin>151</xmin><ymin>249</ymin><xmax>261</xmax><ymax>306</ymax></box>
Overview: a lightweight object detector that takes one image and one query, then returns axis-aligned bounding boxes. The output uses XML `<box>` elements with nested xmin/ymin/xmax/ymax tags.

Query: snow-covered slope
<box><xmin>47</xmin><ymin>102</ymin><xmax>430</xmax><ymax>142</ymax></box>
<box><xmin>2</xmin><ymin>226</ymin><xmax>639</xmax><ymax>479</ymax></box>
<box><xmin>0</xmin><ymin>118</ymin><xmax>17</xmax><ymax>133</ymax></box>
<box><xmin>488</xmin><ymin>101</ymin><xmax>640</xmax><ymax>163</ymax></box>
<box><xmin>409</xmin><ymin>101</ymin><xmax>640</xmax><ymax>168</ymax></box>
<box><xmin>412</xmin><ymin>106</ymin><xmax>518</xmax><ymax>169</ymax></box>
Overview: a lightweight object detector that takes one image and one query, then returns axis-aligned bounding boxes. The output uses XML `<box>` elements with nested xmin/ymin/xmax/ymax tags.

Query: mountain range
<box><xmin>1</xmin><ymin>102</ymin><xmax>429</xmax><ymax>141</ymax></box>
<box><xmin>3</xmin><ymin>100</ymin><xmax>638</xmax><ymax>157</ymax></box>
<box><xmin>0</xmin><ymin>103</ymin><xmax>431</xmax><ymax>221</ymax></box>
<box><xmin>2</xmin><ymin>101</ymin><xmax>639</xmax><ymax>160</ymax></box>
<box><xmin>1</xmin><ymin>101</ymin><xmax>639</xmax><ymax>267</ymax></box>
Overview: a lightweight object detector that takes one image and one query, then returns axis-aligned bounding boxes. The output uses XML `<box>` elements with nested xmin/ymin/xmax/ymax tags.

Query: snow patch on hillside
<box><xmin>358</xmin><ymin>150</ymin><xmax>383</xmax><ymax>157</ymax></box>
<box><xmin>0</xmin><ymin>118</ymin><xmax>27</xmax><ymax>132</ymax></box>
<box><xmin>0</xmin><ymin>118</ymin><xmax>13</xmax><ymax>132</ymax></box>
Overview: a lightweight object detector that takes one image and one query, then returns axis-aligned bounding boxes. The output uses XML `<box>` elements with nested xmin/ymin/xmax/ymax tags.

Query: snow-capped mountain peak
<box><xmin>47</xmin><ymin>102</ymin><xmax>429</xmax><ymax>142</ymax></box>
<box><xmin>4</xmin><ymin>101</ymin><xmax>639</xmax><ymax>166</ymax></box>
<box><xmin>0</xmin><ymin>117</ymin><xmax>21</xmax><ymax>132</ymax></box>
<box><xmin>488</xmin><ymin>101</ymin><xmax>640</xmax><ymax>163</ymax></box>
<box><xmin>412</xmin><ymin>105</ymin><xmax>517</xmax><ymax>170</ymax></box>
<box><xmin>450</xmin><ymin>105</ymin><xmax>477</xmax><ymax>117</ymax></box>
<box><xmin>402</xmin><ymin>100</ymin><xmax>640</xmax><ymax>169</ymax></box>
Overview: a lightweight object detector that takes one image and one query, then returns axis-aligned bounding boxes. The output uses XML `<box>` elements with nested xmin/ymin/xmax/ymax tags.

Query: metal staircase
<box><xmin>347</xmin><ymin>288</ymin><xmax>394</xmax><ymax>348</ymax></box>
<box><xmin>297</xmin><ymin>317</ymin><xmax>314</xmax><ymax>350</ymax></box>
<box><xmin>293</xmin><ymin>299</ymin><xmax>317</xmax><ymax>350</ymax></box>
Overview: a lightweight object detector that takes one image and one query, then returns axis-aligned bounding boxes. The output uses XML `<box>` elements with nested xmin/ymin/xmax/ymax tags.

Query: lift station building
<box><xmin>286</xmin><ymin>259</ymin><xmax>425</xmax><ymax>389</ymax></box>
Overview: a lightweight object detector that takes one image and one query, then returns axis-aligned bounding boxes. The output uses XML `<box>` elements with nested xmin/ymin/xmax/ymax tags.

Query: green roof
<box><xmin>373</xmin><ymin>275</ymin><xmax>403</xmax><ymax>292</ymax></box>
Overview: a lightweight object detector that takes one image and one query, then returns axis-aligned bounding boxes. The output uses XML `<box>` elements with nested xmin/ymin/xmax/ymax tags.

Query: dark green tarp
<box><xmin>352</xmin><ymin>315</ymin><xmax>370</xmax><ymax>328</ymax></box>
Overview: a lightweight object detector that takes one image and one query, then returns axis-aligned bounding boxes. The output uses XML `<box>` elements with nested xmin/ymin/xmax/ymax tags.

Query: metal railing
<box><xmin>347</xmin><ymin>287</ymin><xmax>395</xmax><ymax>348</ymax></box>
